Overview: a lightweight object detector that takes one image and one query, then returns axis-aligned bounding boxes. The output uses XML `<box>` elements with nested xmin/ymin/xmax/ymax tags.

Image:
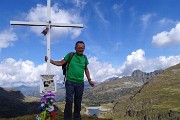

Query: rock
<box><xmin>131</xmin><ymin>69</ymin><xmax>164</xmax><ymax>83</ymax></box>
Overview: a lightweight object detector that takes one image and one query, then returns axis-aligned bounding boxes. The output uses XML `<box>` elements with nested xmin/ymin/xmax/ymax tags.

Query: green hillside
<box><xmin>0</xmin><ymin>87</ymin><xmax>111</xmax><ymax>120</ymax></box>
<box><xmin>106</xmin><ymin>63</ymin><xmax>180</xmax><ymax>120</ymax></box>
<box><xmin>1</xmin><ymin>63</ymin><xmax>180</xmax><ymax>120</ymax></box>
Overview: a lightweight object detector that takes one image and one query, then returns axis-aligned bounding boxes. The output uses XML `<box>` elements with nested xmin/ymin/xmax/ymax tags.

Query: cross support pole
<box><xmin>10</xmin><ymin>0</ymin><xmax>83</xmax><ymax>93</ymax></box>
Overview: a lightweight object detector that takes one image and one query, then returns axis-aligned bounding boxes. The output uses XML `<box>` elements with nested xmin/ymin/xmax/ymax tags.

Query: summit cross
<box><xmin>10</xmin><ymin>0</ymin><xmax>83</xmax><ymax>74</ymax></box>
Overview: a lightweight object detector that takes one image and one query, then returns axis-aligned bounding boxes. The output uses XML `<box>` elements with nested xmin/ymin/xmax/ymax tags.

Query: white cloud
<box><xmin>140</xmin><ymin>13</ymin><xmax>156</xmax><ymax>28</ymax></box>
<box><xmin>152</xmin><ymin>23</ymin><xmax>180</xmax><ymax>47</ymax></box>
<box><xmin>88</xmin><ymin>57</ymin><xmax>117</xmax><ymax>82</ymax></box>
<box><xmin>117</xmin><ymin>49</ymin><xmax>180</xmax><ymax>75</ymax></box>
<box><xmin>1</xmin><ymin>50</ymin><xmax>180</xmax><ymax>87</ymax></box>
<box><xmin>0</xmin><ymin>58</ymin><xmax>63</xmax><ymax>87</ymax></box>
<box><xmin>26</xmin><ymin>3</ymin><xmax>83</xmax><ymax>42</ymax></box>
<box><xmin>64</xmin><ymin>0</ymin><xmax>87</xmax><ymax>9</ymax></box>
<box><xmin>94</xmin><ymin>2</ymin><xmax>109</xmax><ymax>25</ymax></box>
<box><xmin>0</xmin><ymin>28</ymin><xmax>17</xmax><ymax>50</ymax></box>
<box><xmin>71</xmin><ymin>0</ymin><xmax>87</xmax><ymax>9</ymax></box>
<box><xmin>158</xmin><ymin>18</ymin><xmax>175</xmax><ymax>25</ymax></box>
<box><xmin>149</xmin><ymin>55</ymin><xmax>180</xmax><ymax>70</ymax></box>
<box><xmin>118</xmin><ymin>49</ymin><xmax>146</xmax><ymax>75</ymax></box>
<box><xmin>112</xmin><ymin>3</ymin><xmax>123</xmax><ymax>17</ymax></box>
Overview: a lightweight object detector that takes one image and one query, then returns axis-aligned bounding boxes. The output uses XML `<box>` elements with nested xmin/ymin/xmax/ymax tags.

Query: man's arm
<box><xmin>45</xmin><ymin>56</ymin><xmax>66</xmax><ymax>66</ymax></box>
<box><xmin>85</xmin><ymin>66</ymin><xmax>95</xmax><ymax>87</ymax></box>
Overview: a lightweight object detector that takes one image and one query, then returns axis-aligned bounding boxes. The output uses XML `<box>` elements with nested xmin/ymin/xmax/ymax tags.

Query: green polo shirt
<box><xmin>64</xmin><ymin>52</ymin><xmax>89</xmax><ymax>83</ymax></box>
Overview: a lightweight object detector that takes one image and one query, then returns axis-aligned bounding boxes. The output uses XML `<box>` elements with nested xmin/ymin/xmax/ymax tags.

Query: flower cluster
<box><xmin>40</xmin><ymin>91</ymin><xmax>56</xmax><ymax>112</ymax></box>
<box><xmin>36</xmin><ymin>91</ymin><xmax>56</xmax><ymax>120</ymax></box>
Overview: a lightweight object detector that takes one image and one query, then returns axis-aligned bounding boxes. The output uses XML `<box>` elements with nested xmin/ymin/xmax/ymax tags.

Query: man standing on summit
<box><xmin>45</xmin><ymin>41</ymin><xmax>95</xmax><ymax>120</ymax></box>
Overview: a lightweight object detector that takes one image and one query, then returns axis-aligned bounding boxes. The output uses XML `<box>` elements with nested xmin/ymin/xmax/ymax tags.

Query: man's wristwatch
<box><xmin>88</xmin><ymin>78</ymin><xmax>91</xmax><ymax>81</ymax></box>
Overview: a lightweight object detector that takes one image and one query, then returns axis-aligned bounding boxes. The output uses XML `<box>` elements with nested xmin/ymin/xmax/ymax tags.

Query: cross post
<box><xmin>10</xmin><ymin>0</ymin><xmax>83</xmax><ymax>93</ymax></box>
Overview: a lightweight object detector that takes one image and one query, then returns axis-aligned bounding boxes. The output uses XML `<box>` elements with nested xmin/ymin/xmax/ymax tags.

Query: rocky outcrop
<box><xmin>83</xmin><ymin>69</ymin><xmax>165</xmax><ymax>105</ymax></box>
<box><xmin>125</xmin><ymin>109</ymin><xmax>180</xmax><ymax>120</ymax></box>
<box><xmin>131</xmin><ymin>69</ymin><xmax>164</xmax><ymax>83</ymax></box>
<box><xmin>108</xmin><ymin>63</ymin><xmax>180</xmax><ymax>120</ymax></box>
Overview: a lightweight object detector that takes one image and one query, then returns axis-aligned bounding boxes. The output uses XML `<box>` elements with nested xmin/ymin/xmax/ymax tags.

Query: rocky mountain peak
<box><xmin>131</xmin><ymin>69</ymin><xmax>164</xmax><ymax>83</ymax></box>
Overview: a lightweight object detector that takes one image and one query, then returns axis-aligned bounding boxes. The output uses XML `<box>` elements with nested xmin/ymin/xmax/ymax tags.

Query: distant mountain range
<box><xmin>83</xmin><ymin>69</ymin><xmax>164</xmax><ymax>105</ymax></box>
<box><xmin>14</xmin><ymin>83</ymin><xmax>66</xmax><ymax>101</ymax></box>
<box><xmin>15</xmin><ymin>85</ymin><xmax>40</xmax><ymax>97</ymax></box>
<box><xmin>1</xmin><ymin>63</ymin><xmax>179</xmax><ymax>119</ymax></box>
<box><xmin>14</xmin><ymin>81</ymin><xmax>98</xmax><ymax>101</ymax></box>
<box><xmin>10</xmin><ymin>68</ymin><xmax>164</xmax><ymax>103</ymax></box>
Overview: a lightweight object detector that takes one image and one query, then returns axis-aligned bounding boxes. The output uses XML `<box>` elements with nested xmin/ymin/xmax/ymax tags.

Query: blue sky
<box><xmin>0</xmin><ymin>0</ymin><xmax>180</xmax><ymax>87</ymax></box>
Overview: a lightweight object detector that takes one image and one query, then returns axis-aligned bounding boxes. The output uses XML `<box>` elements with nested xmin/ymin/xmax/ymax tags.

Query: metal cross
<box><xmin>10</xmin><ymin>0</ymin><xmax>83</xmax><ymax>74</ymax></box>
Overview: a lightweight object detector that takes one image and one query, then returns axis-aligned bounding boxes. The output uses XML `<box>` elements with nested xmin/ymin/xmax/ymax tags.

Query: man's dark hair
<box><xmin>75</xmin><ymin>41</ymin><xmax>85</xmax><ymax>48</ymax></box>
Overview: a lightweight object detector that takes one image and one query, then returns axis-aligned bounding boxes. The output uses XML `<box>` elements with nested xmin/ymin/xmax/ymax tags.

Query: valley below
<box><xmin>0</xmin><ymin>63</ymin><xmax>180</xmax><ymax>120</ymax></box>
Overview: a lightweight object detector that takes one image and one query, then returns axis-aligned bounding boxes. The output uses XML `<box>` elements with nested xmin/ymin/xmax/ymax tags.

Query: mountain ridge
<box><xmin>0</xmin><ymin>87</ymin><xmax>39</xmax><ymax>118</ymax></box>
<box><xmin>106</xmin><ymin>63</ymin><xmax>180</xmax><ymax>119</ymax></box>
<box><xmin>83</xmin><ymin>69</ymin><xmax>164</xmax><ymax>105</ymax></box>
<box><xmin>1</xmin><ymin>64</ymin><xmax>179</xmax><ymax>119</ymax></box>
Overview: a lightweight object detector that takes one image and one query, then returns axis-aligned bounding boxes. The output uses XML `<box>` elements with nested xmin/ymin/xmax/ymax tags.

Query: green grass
<box><xmin>107</xmin><ymin>63</ymin><xmax>180</xmax><ymax>119</ymax></box>
<box><xmin>0</xmin><ymin>102</ymin><xmax>112</xmax><ymax>120</ymax></box>
<box><xmin>0</xmin><ymin>111</ymin><xmax>112</xmax><ymax>120</ymax></box>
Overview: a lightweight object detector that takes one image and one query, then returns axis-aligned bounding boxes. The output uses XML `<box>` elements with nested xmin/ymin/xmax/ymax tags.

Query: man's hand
<box><xmin>88</xmin><ymin>80</ymin><xmax>95</xmax><ymax>87</ymax></box>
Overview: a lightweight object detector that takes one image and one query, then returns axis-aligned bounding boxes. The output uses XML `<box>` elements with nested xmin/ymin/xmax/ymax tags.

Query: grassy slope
<box><xmin>137</xmin><ymin>64</ymin><xmax>180</xmax><ymax>111</ymax></box>
<box><xmin>0</xmin><ymin>111</ymin><xmax>112</xmax><ymax>120</ymax></box>
<box><xmin>106</xmin><ymin>63</ymin><xmax>180</xmax><ymax>120</ymax></box>
<box><xmin>1</xmin><ymin>64</ymin><xmax>180</xmax><ymax>120</ymax></box>
<box><xmin>0</xmin><ymin>87</ymin><xmax>111</xmax><ymax>120</ymax></box>
<box><xmin>0</xmin><ymin>101</ymin><xmax>112</xmax><ymax>120</ymax></box>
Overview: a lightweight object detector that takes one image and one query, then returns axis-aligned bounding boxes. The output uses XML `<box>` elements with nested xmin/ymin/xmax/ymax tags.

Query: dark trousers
<box><xmin>64</xmin><ymin>80</ymin><xmax>84</xmax><ymax>120</ymax></box>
